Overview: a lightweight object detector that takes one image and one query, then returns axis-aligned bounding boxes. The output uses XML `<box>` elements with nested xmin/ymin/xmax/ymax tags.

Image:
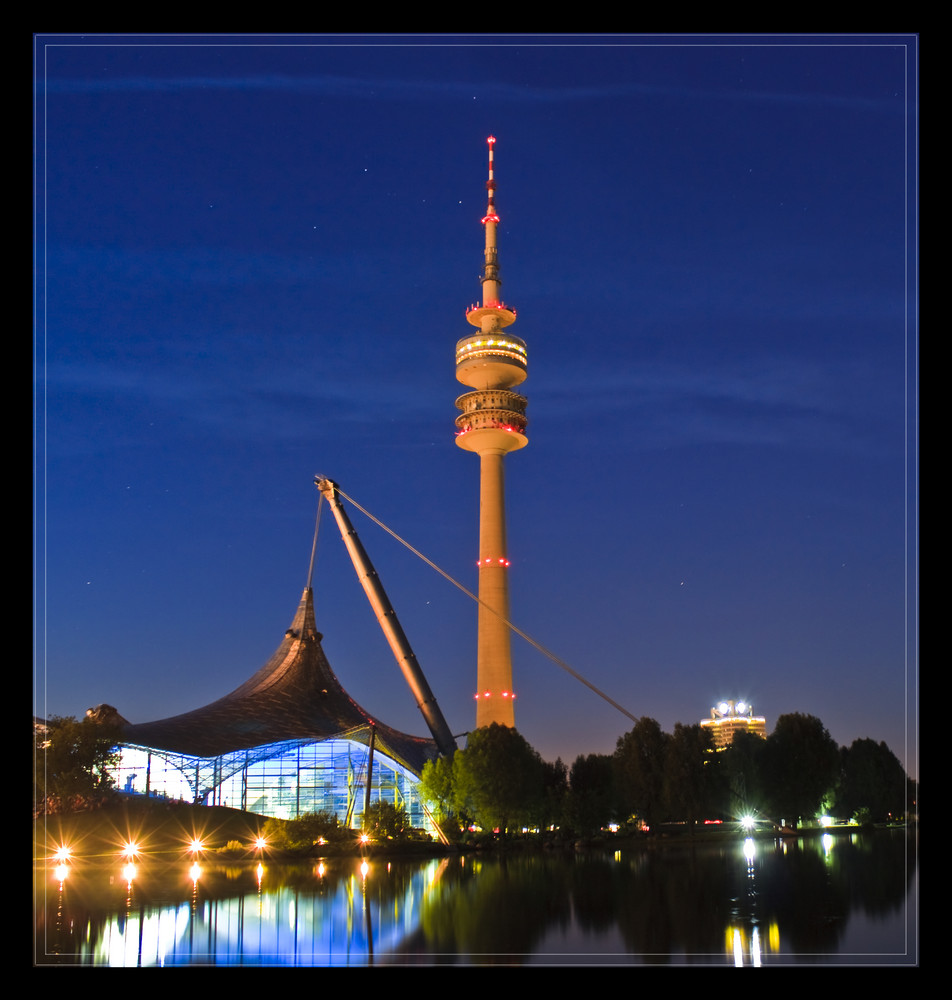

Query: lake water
<box><xmin>35</xmin><ymin>829</ymin><xmax>917</xmax><ymax>966</ymax></box>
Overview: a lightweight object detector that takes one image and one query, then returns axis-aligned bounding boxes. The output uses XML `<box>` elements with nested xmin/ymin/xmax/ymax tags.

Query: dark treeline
<box><xmin>37</xmin><ymin>712</ymin><xmax>916</xmax><ymax>838</ymax></box>
<box><xmin>420</xmin><ymin>715</ymin><xmax>916</xmax><ymax>839</ymax></box>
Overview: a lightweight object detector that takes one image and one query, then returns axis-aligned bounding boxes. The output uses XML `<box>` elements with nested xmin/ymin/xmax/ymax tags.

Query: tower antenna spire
<box><xmin>454</xmin><ymin>136</ymin><xmax>530</xmax><ymax>729</ymax></box>
<box><xmin>481</xmin><ymin>135</ymin><xmax>501</xmax><ymax>307</ymax></box>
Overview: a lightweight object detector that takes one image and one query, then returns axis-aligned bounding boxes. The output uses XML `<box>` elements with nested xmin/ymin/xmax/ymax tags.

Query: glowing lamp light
<box><xmin>188</xmin><ymin>838</ymin><xmax>205</xmax><ymax>854</ymax></box>
<box><xmin>253</xmin><ymin>836</ymin><xmax>267</xmax><ymax>851</ymax></box>
<box><xmin>121</xmin><ymin>841</ymin><xmax>140</xmax><ymax>860</ymax></box>
<box><xmin>53</xmin><ymin>845</ymin><xmax>72</xmax><ymax>863</ymax></box>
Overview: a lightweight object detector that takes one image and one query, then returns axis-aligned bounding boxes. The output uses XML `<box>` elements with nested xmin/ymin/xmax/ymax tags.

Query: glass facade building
<box><xmin>112</xmin><ymin>737</ymin><xmax>429</xmax><ymax>827</ymax></box>
<box><xmin>109</xmin><ymin>587</ymin><xmax>441</xmax><ymax>830</ymax></box>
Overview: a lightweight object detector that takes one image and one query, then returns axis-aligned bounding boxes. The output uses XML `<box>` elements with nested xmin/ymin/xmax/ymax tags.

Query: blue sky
<box><xmin>34</xmin><ymin>35</ymin><xmax>918</xmax><ymax>776</ymax></box>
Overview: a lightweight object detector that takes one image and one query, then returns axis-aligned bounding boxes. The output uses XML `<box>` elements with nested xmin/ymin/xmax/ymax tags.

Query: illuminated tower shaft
<box><xmin>455</xmin><ymin>137</ymin><xmax>528</xmax><ymax>729</ymax></box>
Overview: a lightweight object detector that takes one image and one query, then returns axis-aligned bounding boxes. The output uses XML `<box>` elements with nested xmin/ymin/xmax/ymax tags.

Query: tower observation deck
<box><xmin>455</xmin><ymin>137</ymin><xmax>527</xmax><ymax>729</ymax></box>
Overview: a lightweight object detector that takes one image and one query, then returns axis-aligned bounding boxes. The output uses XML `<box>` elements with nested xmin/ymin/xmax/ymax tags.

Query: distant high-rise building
<box><xmin>454</xmin><ymin>137</ymin><xmax>528</xmax><ymax>729</ymax></box>
<box><xmin>701</xmin><ymin>700</ymin><xmax>767</xmax><ymax>750</ymax></box>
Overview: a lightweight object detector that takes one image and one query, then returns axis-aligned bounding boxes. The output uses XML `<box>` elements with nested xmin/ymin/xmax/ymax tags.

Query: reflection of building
<box><xmin>455</xmin><ymin>137</ymin><xmax>528</xmax><ymax>729</ymax></box>
<box><xmin>701</xmin><ymin>700</ymin><xmax>767</xmax><ymax>750</ymax></box>
<box><xmin>108</xmin><ymin>586</ymin><xmax>439</xmax><ymax>827</ymax></box>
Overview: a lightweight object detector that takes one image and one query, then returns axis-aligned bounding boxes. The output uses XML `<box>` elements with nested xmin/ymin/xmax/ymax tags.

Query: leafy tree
<box><xmin>614</xmin><ymin>717</ymin><xmax>669</xmax><ymax>829</ymax></box>
<box><xmin>418</xmin><ymin>754</ymin><xmax>456</xmax><ymax>821</ymax></box>
<box><xmin>539</xmin><ymin>757</ymin><xmax>569</xmax><ymax>832</ymax></box>
<box><xmin>565</xmin><ymin>753</ymin><xmax>616</xmax><ymax>836</ymax></box>
<box><xmin>361</xmin><ymin>800</ymin><xmax>410</xmax><ymax>839</ymax></box>
<box><xmin>836</xmin><ymin>738</ymin><xmax>907</xmax><ymax>823</ymax></box>
<box><xmin>762</xmin><ymin>713</ymin><xmax>839</xmax><ymax>825</ymax></box>
<box><xmin>35</xmin><ymin>714</ymin><xmax>121</xmax><ymax>815</ymax></box>
<box><xmin>529</xmin><ymin>757</ymin><xmax>569</xmax><ymax>830</ymax></box>
<box><xmin>662</xmin><ymin>723</ymin><xmax>716</xmax><ymax>824</ymax></box>
<box><xmin>721</xmin><ymin>728</ymin><xmax>768</xmax><ymax>820</ymax></box>
<box><xmin>452</xmin><ymin>724</ymin><xmax>546</xmax><ymax>834</ymax></box>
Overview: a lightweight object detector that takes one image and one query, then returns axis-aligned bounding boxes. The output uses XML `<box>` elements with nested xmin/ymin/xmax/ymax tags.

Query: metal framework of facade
<box><xmin>112</xmin><ymin>586</ymin><xmax>440</xmax><ymax>822</ymax></box>
<box><xmin>113</xmin><ymin>737</ymin><xmax>428</xmax><ymax>825</ymax></box>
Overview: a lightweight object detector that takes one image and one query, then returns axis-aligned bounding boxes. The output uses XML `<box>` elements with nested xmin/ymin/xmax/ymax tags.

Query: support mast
<box><xmin>315</xmin><ymin>477</ymin><xmax>457</xmax><ymax>758</ymax></box>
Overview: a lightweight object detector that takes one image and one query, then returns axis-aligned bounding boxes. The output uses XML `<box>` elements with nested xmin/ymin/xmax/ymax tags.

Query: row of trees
<box><xmin>419</xmin><ymin>715</ymin><xmax>913</xmax><ymax>838</ymax></box>
<box><xmin>35</xmin><ymin>711</ymin><xmax>913</xmax><ymax>836</ymax></box>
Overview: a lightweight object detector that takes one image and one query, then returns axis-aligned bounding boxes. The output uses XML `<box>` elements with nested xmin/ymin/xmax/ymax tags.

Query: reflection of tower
<box><xmin>455</xmin><ymin>136</ymin><xmax>528</xmax><ymax>729</ymax></box>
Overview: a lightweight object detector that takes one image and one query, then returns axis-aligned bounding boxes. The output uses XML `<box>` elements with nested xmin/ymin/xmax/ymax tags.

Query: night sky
<box><xmin>34</xmin><ymin>35</ymin><xmax>918</xmax><ymax>778</ymax></box>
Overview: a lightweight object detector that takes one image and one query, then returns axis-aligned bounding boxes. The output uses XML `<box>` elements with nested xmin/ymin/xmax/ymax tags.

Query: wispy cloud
<box><xmin>534</xmin><ymin>355</ymin><xmax>901</xmax><ymax>454</ymax></box>
<box><xmin>41</xmin><ymin>70</ymin><xmax>901</xmax><ymax>114</ymax></box>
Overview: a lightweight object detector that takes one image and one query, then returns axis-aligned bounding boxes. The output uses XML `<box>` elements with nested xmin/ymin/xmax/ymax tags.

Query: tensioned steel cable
<box><xmin>306</xmin><ymin>492</ymin><xmax>324</xmax><ymax>591</ymax></box>
<box><xmin>332</xmin><ymin>485</ymin><xmax>637</xmax><ymax>725</ymax></box>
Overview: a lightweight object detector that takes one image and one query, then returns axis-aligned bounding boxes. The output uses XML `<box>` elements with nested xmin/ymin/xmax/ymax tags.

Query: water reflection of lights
<box><xmin>53</xmin><ymin>863</ymin><xmax>70</xmax><ymax>883</ymax></box>
<box><xmin>728</xmin><ymin>925</ymin><xmax>763</xmax><ymax>967</ymax></box>
<box><xmin>59</xmin><ymin>861</ymin><xmax>441</xmax><ymax>966</ymax></box>
<box><xmin>727</xmin><ymin>837</ymin><xmax>766</xmax><ymax>965</ymax></box>
<box><xmin>743</xmin><ymin>837</ymin><xmax>757</xmax><ymax>866</ymax></box>
<box><xmin>100</xmin><ymin>904</ymin><xmax>192</xmax><ymax>967</ymax></box>
<box><xmin>189</xmin><ymin>862</ymin><xmax>202</xmax><ymax>884</ymax></box>
<box><xmin>122</xmin><ymin>862</ymin><xmax>137</xmax><ymax>883</ymax></box>
<box><xmin>750</xmin><ymin>928</ymin><xmax>762</xmax><ymax>966</ymax></box>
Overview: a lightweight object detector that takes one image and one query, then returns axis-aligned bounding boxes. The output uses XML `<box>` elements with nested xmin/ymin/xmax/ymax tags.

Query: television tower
<box><xmin>455</xmin><ymin>136</ymin><xmax>528</xmax><ymax>729</ymax></box>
